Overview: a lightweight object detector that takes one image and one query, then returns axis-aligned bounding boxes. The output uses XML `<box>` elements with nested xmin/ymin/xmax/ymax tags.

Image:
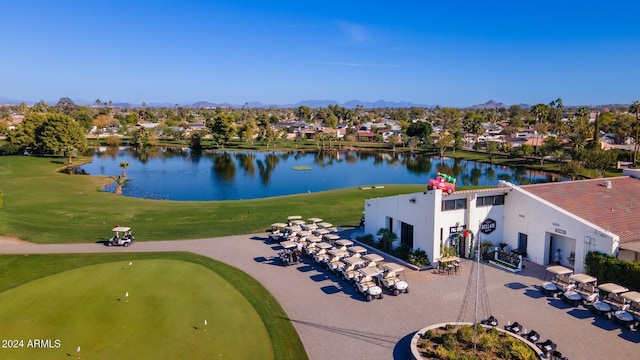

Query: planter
<box><xmin>411</xmin><ymin>322</ymin><xmax>544</xmax><ymax>360</ymax></box>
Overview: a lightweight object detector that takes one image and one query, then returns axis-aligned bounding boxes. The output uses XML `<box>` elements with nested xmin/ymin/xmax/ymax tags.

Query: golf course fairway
<box><xmin>0</xmin><ymin>259</ymin><xmax>273</xmax><ymax>359</ymax></box>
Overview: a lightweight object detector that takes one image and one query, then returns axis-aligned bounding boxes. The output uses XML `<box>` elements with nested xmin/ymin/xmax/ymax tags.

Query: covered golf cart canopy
<box><xmin>546</xmin><ymin>265</ymin><xmax>573</xmax><ymax>276</ymax></box>
<box><xmin>271</xmin><ymin>223</ymin><xmax>287</xmax><ymax>228</ymax></box>
<box><xmin>307</xmin><ymin>217</ymin><xmax>323</xmax><ymax>223</ymax></box>
<box><xmin>383</xmin><ymin>263</ymin><xmax>406</xmax><ymax>273</ymax></box>
<box><xmin>598</xmin><ymin>283</ymin><xmax>629</xmax><ymax>294</ymax></box>
<box><xmin>287</xmin><ymin>215</ymin><xmax>302</xmax><ymax>220</ymax></box>
<box><xmin>112</xmin><ymin>226</ymin><xmax>131</xmax><ymax>232</ymax></box>
<box><xmin>343</xmin><ymin>256</ymin><xmax>365</xmax><ymax>266</ymax></box>
<box><xmin>570</xmin><ymin>273</ymin><xmax>597</xmax><ymax>284</ymax></box>
<box><xmin>316</xmin><ymin>242</ymin><xmax>332</xmax><ymax>250</ymax></box>
<box><xmin>324</xmin><ymin>234</ymin><xmax>340</xmax><ymax>242</ymax></box>
<box><xmin>297</xmin><ymin>230</ymin><xmax>311</xmax><ymax>237</ymax></box>
<box><xmin>622</xmin><ymin>291</ymin><xmax>640</xmax><ymax>303</ymax></box>
<box><xmin>359</xmin><ymin>267</ymin><xmax>381</xmax><ymax>278</ymax></box>
<box><xmin>305</xmin><ymin>235</ymin><xmax>321</xmax><ymax>243</ymax></box>
<box><xmin>291</xmin><ymin>219</ymin><xmax>306</xmax><ymax>226</ymax></box>
<box><xmin>280</xmin><ymin>241</ymin><xmax>297</xmax><ymax>249</ymax></box>
<box><xmin>363</xmin><ymin>254</ymin><xmax>384</xmax><ymax>263</ymax></box>
<box><xmin>317</xmin><ymin>222</ymin><xmax>333</xmax><ymax>228</ymax></box>
<box><xmin>335</xmin><ymin>239</ymin><xmax>353</xmax><ymax>247</ymax></box>
<box><xmin>314</xmin><ymin>228</ymin><xmax>330</xmax><ymax>236</ymax></box>
<box><xmin>328</xmin><ymin>249</ymin><xmax>348</xmax><ymax>257</ymax></box>
<box><xmin>349</xmin><ymin>246</ymin><xmax>367</xmax><ymax>255</ymax></box>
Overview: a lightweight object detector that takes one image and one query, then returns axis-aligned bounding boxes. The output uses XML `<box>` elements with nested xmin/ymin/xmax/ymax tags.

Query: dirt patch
<box><xmin>0</xmin><ymin>237</ymin><xmax>33</xmax><ymax>245</ymax></box>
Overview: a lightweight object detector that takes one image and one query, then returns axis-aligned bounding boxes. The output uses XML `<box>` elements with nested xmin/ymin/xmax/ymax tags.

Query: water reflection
<box><xmin>80</xmin><ymin>147</ymin><xmax>568</xmax><ymax>201</ymax></box>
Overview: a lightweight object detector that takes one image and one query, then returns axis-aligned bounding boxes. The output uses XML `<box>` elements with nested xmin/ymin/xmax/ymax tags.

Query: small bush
<box><xmin>442</xmin><ymin>333</ymin><xmax>457</xmax><ymax>351</ymax></box>
<box><xmin>422</xmin><ymin>330</ymin><xmax>434</xmax><ymax>340</ymax></box>
<box><xmin>409</xmin><ymin>248</ymin><xmax>430</xmax><ymax>266</ymax></box>
<box><xmin>456</xmin><ymin>325</ymin><xmax>474</xmax><ymax>344</ymax></box>
<box><xmin>356</xmin><ymin>234</ymin><xmax>375</xmax><ymax>246</ymax></box>
<box><xmin>393</xmin><ymin>243</ymin><xmax>411</xmax><ymax>260</ymax></box>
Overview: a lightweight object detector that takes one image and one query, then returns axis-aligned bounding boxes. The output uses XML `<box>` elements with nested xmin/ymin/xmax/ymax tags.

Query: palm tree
<box><xmin>376</xmin><ymin>228</ymin><xmax>397</xmax><ymax>253</ymax></box>
<box><xmin>112</xmin><ymin>175</ymin><xmax>129</xmax><ymax>195</ymax></box>
<box><xmin>629</xmin><ymin>100</ymin><xmax>640</xmax><ymax>165</ymax></box>
<box><xmin>119</xmin><ymin>161</ymin><xmax>130</xmax><ymax>177</ymax></box>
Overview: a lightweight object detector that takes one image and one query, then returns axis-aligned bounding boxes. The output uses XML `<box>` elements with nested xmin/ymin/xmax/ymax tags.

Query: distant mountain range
<box><xmin>0</xmin><ymin>96</ymin><xmax>630</xmax><ymax>110</ymax></box>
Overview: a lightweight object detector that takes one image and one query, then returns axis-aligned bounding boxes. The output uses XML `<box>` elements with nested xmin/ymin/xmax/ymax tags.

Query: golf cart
<box><xmin>362</xmin><ymin>254</ymin><xmax>384</xmax><ymax>271</ymax></box>
<box><xmin>323</xmin><ymin>234</ymin><xmax>340</xmax><ymax>245</ymax></box>
<box><xmin>302</xmin><ymin>235</ymin><xmax>321</xmax><ymax>257</ymax></box>
<box><xmin>348</xmin><ymin>246</ymin><xmax>368</xmax><ymax>258</ymax></box>
<box><xmin>592</xmin><ymin>283</ymin><xmax>629</xmax><ymax>319</ymax></box>
<box><xmin>278</xmin><ymin>240</ymin><xmax>300</xmax><ymax>266</ymax></box>
<box><xmin>614</xmin><ymin>291</ymin><xmax>640</xmax><ymax>330</ymax></box>
<box><xmin>540</xmin><ymin>265</ymin><xmax>573</xmax><ymax>297</ymax></box>
<box><xmin>326</xmin><ymin>248</ymin><xmax>348</xmax><ymax>273</ymax></box>
<box><xmin>269</xmin><ymin>223</ymin><xmax>287</xmax><ymax>243</ymax></box>
<box><xmin>354</xmin><ymin>267</ymin><xmax>383</xmax><ymax>301</ymax></box>
<box><xmin>108</xmin><ymin>226</ymin><xmax>135</xmax><ymax>247</ymax></box>
<box><xmin>334</xmin><ymin>239</ymin><xmax>353</xmax><ymax>251</ymax></box>
<box><xmin>560</xmin><ymin>273</ymin><xmax>597</xmax><ymax>306</ymax></box>
<box><xmin>340</xmin><ymin>256</ymin><xmax>365</xmax><ymax>282</ymax></box>
<box><xmin>312</xmin><ymin>242</ymin><xmax>332</xmax><ymax>265</ymax></box>
<box><xmin>377</xmin><ymin>263</ymin><xmax>409</xmax><ymax>295</ymax></box>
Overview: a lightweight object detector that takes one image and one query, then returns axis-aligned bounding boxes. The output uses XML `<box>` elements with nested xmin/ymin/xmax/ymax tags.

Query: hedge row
<box><xmin>585</xmin><ymin>251</ymin><xmax>640</xmax><ymax>291</ymax></box>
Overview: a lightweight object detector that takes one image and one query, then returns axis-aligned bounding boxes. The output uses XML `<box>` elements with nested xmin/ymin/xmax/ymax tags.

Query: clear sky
<box><xmin>2</xmin><ymin>1</ymin><xmax>639</xmax><ymax>107</ymax></box>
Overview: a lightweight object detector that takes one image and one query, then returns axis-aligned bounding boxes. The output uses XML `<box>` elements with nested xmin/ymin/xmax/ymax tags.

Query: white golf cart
<box><xmin>278</xmin><ymin>240</ymin><xmax>300</xmax><ymax>266</ymax></box>
<box><xmin>540</xmin><ymin>265</ymin><xmax>573</xmax><ymax>297</ymax></box>
<box><xmin>378</xmin><ymin>263</ymin><xmax>409</xmax><ymax>295</ymax></box>
<box><xmin>354</xmin><ymin>267</ymin><xmax>383</xmax><ymax>301</ymax></box>
<box><xmin>348</xmin><ymin>246</ymin><xmax>368</xmax><ymax>258</ymax></box>
<box><xmin>340</xmin><ymin>256</ymin><xmax>365</xmax><ymax>282</ymax></box>
<box><xmin>326</xmin><ymin>248</ymin><xmax>349</xmax><ymax>273</ymax></box>
<box><xmin>312</xmin><ymin>242</ymin><xmax>332</xmax><ymax>264</ymax></box>
<box><xmin>362</xmin><ymin>253</ymin><xmax>384</xmax><ymax>271</ymax></box>
<box><xmin>614</xmin><ymin>291</ymin><xmax>640</xmax><ymax>330</ymax></box>
<box><xmin>108</xmin><ymin>226</ymin><xmax>135</xmax><ymax>247</ymax></box>
<box><xmin>561</xmin><ymin>273</ymin><xmax>598</xmax><ymax>306</ymax></box>
<box><xmin>269</xmin><ymin>223</ymin><xmax>287</xmax><ymax>243</ymax></box>
<box><xmin>334</xmin><ymin>239</ymin><xmax>353</xmax><ymax>251</ymax></box>
<box><xmin>592</xmin><ymin>283</ymin><xmax>629</xmax><ymax>319</ymax></box>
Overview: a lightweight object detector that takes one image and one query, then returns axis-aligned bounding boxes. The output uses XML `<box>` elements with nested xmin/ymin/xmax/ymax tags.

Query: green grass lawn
<box><xmin>0</xmin><ymin>156</ymin><xmax>425</xmax><ymax>243</ymax></box>
<box><xmin>0</xmin><ymin>252</ymin><xmax>306</xmax><ymax>360</ymax></box>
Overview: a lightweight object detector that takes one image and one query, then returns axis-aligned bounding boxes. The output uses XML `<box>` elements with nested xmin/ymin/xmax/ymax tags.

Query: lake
<box><xmin>79</xmin><ymin>147</ymin><xmax>567</xmax><ymax>201</ymax></box>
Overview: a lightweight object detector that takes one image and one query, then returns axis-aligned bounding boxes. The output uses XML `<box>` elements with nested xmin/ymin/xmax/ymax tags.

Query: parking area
<box><xmin>1</xmin><ymin>234</ymin><xmax>638</xmax><ymax>359</ymax></box>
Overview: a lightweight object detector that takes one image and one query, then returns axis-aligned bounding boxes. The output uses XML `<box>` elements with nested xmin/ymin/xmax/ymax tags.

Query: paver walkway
<box><xmin>0</xmin><ymin>235</ymin><xmax>638</xmax><ymax>359</ymax></box>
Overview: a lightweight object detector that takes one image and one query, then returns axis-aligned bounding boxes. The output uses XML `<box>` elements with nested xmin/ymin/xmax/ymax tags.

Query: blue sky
<box><xmin>2</xmin><ymin>1</ymin><xmax>639</xmax><ymax>107</ymax></box>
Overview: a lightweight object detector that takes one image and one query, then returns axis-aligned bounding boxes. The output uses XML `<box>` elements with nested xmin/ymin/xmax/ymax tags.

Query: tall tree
<box><xmin>206</xmin><ymin>113</ymin><xmax>236</xmax><ymax>148</ymax></box>
<box><xmin>28</xmin><ymin>113</ymin><xmax>87</xmax><ymax>162</ymax></box>
<box><xmin>629</xmin><ymin>100</ymin><xmax>640</xmax><ymax>165</ymax></box>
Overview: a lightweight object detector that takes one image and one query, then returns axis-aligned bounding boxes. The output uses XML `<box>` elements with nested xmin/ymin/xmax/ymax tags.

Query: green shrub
<box><xmin>422</xmin><ymin>329</ymin><xmax>434</xmax><ymax>340</ymax></box>
<box><xmin>356</xmin><ymin>234</ymin><xmax>375</xmax><ymax>247</ymax></box>
<box><xmin>409</xmin><ymin>248</ymin><xmax>430</xmax><ymax>266</ymax></box>
<box><xmin>442</xmin><ymin>333</ymin><xmax>457</xmax><ymax>351</ymax></box>
<box><xmin>456</xmin><ymin>325</ymin><xmax>474</xmax><ymax>344</ymax></box>
<box><xmin>393</xmin><ymin>243</ymin><xmax>411</xmax><ymax>260</ymax></box>
<box><xmin>586</xmin><ymin>251</ymin><xmax>640</xmax><ymax>291</ymax></box>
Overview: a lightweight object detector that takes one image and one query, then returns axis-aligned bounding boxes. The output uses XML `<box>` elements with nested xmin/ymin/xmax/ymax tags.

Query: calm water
<box><xmin>79</xmin><ymin>147</ymin><xmax>567</xmax><ymax>201</ymax></box>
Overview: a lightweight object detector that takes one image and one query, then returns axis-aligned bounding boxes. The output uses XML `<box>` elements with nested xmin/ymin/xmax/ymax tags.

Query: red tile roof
<box><xmin>522</xmin><ymin>177</ymin><xmax>640</xmax><ymax>244</ymax></box>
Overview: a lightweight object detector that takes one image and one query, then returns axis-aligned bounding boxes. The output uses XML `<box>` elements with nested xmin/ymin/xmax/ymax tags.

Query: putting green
<box><xmin>0</xmin><ymin>259</ymin><xmax>273</xmax><ymax>359</ymax></box>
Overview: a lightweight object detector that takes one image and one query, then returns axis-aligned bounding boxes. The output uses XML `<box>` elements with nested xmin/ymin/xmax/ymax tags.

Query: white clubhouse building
<box><xmin>363</xmin><ymin>169</ymin><xmax>640</xmax><ymax>273</ymax></box>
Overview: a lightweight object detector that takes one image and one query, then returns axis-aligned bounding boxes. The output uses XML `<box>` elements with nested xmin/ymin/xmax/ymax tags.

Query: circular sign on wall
<box><xmin>480</xmin><ymin>218</ymin><xmax>497</xmax><ymax>234</ymax></box>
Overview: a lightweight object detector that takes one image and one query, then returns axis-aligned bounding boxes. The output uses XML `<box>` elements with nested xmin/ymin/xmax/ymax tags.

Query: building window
<box><xmin>442</xmin><ymin>198</ymin><xmax>467</xmax><ymax>211</ymax></box>
<box><xmin>386</xmin><ymin>216</ymin><xmax>393</xmax><ymax>233</ymax></box>
<box><xmin>400</xmin><ymin>222</ymin><xmax>414</xmax><ymax>248</ymax></box>
<box><xmin>476</xmin><ymin>195</ymin><xmax>505</xmax><ymax>207</ymax></box>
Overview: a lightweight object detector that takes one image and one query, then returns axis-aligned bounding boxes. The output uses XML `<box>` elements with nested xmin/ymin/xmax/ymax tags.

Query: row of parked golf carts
<box><xmin>540</xmin><ymin>265</ymin><xmax>640</xmax><ymax>330</ymax></box>
<box><xmin>269</xmin><ymin>216</ymin><xmax>409</xmax><ymax>301</ymax></box>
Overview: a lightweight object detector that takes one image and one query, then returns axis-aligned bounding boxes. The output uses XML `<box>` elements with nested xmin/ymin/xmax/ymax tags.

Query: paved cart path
<box><xmin>1</xmin><ymin>235</ymin><xmax>638</xmax><ymax>359</ymax></box>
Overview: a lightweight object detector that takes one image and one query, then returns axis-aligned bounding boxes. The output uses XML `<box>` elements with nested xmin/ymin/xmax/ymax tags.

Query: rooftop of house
<box><xmin>521</xmin><ymin>176</ymin><xmax>640</xmax><ymax>244</ymax></box>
